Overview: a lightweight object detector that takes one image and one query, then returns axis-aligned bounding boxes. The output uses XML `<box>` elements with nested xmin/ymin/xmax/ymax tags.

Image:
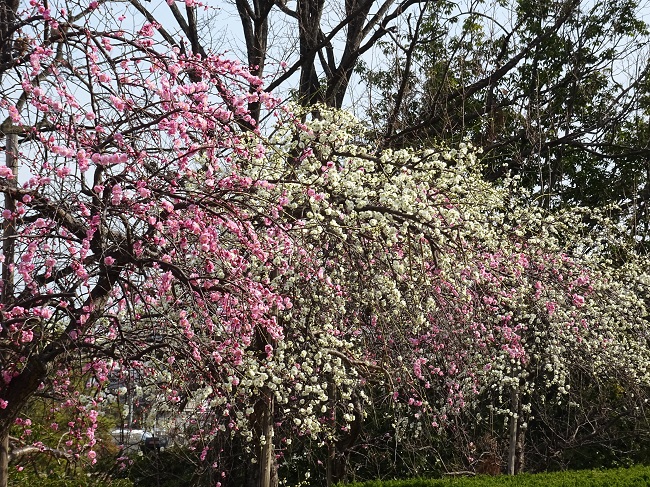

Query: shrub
<box><xmin>9</xmin><ymin>470</ymin><xmax>132</xmax><ymax>487</ymax></box>
<box><xmin>341</xmin><ymin>465</ymin><xmax>650</xmax><ymax>487</ymax></box>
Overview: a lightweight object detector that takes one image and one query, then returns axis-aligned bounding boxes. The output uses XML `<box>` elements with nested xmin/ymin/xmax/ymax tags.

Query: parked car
<box><xmin>111</xmin><ymin>428</ymin><xmax>170</xmax><ymax>454</ymax></box>
<box><xmin>140</xmin><ymin>431</ymin><xmax>169</xmax><ymax>452</ymax></box>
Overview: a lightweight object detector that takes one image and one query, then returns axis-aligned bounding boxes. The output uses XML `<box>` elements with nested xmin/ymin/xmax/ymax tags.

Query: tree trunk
<box><xmin>326</xmin><ymin>440</ymin><xmax>335</xmax><ymax>487</ymax></box>
<box><xmin>0</xmin><ymin>132</ymin><xmax>18</xmax><ymax>487</ymax></box>
<box><xmin>234</xmin><ymin>0</ymin><xmax>272</xmax><ymax>122</ymax></box>
<box><xmin>297</xmin><ymin>0</ymin><xmax>325</xmax><ymax>105</ymax></box>
<box><xmin>250</xmin><ymin>322</ymin><xmax>278</xmax><ymax>487</ymax></box>
<box><xmin>326</xmin><ymin>380</ymin><xmax>336</xmax><ymax>487</ymax></box>
<box><xmin>507</xmin><ymin>384</ymin><xmax>527</xmax><ymax>475</ymax></box>
<box><xmin>507</xmin><ymin>386</ymin><xmax>519</xmax><ymax>476</ymax></box>
<box><xmin>515</xmin><ymin>396</ymin><xmax>526</xmax><ymax>474</ymax></box>
<box><xmin>327</xmin><ymin>394</ymin><xmax>363</xmax><ymax>485</ymax></box>
<box><xmin>257</xmin><ymin>394</ymin><xmax>277</xmax><ymax>487</ymax></box>
<box><xmin>0</xmin><ymin>432</ymin><xmax>8</xmax><ymax>487</ymax></box>
<box><xmin>516</xmin><ymin>421</ymin><xmax>526</xmax><ymax>474</ymax></box>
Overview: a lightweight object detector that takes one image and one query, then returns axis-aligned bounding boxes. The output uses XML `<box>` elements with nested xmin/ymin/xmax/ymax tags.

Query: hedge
<box><xmin>342</xmin><ymin>465</ymin><xmax>650</xmax><ymax>487</ymax></box>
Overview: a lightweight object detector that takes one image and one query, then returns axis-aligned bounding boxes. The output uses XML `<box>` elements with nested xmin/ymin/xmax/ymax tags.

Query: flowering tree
<box><xmin>2</xmin><ymin>2</ymin><xmax>650</xmax><ymax>487</ymax></box>
<box><xmin>0</xmin><ymin>1</ymin><xmax>288</xmax><ymax>484</ymax></box>
<box><xmin>247</xmin><ymin>108</ymin><xmax>650</xmax><ymax>481</ymax></box>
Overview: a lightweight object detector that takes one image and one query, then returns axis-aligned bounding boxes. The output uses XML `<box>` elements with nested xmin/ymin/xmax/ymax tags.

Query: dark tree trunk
<box><xmin>507</xmin><ymin>385</ymin><xmax>527</xmax><ymax>475</ymax></box>
<box><xmin>257</xmin><ymin>394</ymin><xmax>277</xmax><ymax>487</ymax></box>
<box><xmin>297</xmin><ymin>0</ymin><xmax>326</xmax><ymax>105</ymax></box>
<box><xmin>235</xmin><ymin>0</ymin><xmax>273</xmax><ymax>121</ymax></box>
<box><xmin>507</xmin><ymin>387</ymin><xmax>519</xmax><ymax>475</ymax></box>
<box><xmin>0</xmin><ymin>131</ymin><xmax>17</xmax><ymax>487</ymax></box>
<box><xmin>0</xmin><ymin>432</ymin><xmax>7</xmax><ymax>487</ymax></box>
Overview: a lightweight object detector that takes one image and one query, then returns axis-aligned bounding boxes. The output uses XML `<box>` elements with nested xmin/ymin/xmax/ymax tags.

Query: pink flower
<box><xmin>56</xmin><ymin>166</ymin><xmax>71</xmax><ymax>177</ymax></box>
<box><xmin>8</xmin><ymin>105</ymin><xmax>20</xmax><ymax>123</ymax></box>
<box><xmin>0</xmin><ymin>166</ymin><xmax>14</xmax><ymax>178</ymax></box>
<box><xmin>110</xmin><ymin>95</ymin><xmax>126</xmax><ymax>111</ymax></box>
<box><xmin>139</xmin><ymin>23</ymin><xmax>157</xmax><ymax>37</ymax></box>
<box><xmin>104</xmin><ymin>256</ymin><xmax>116</xmax><ymax>266</ymax></box>
<box><xmin>545</xmin><ymin>301</ymin><xmax>557</xmax><ymax>315</ymax></box>
<box><xmin>111</xmin><ymin>184</ymin><xmax>122</xmax><ymax>205</ymax></box>
<box><xmin>572</xmin><ymin>294</ymin><xmax>585</xmax><ymax>307</ymax></box>
<box><xmin>21</xmin><ymin>330</ymin><xmax>34</xmax><ymax>343</ymax></box>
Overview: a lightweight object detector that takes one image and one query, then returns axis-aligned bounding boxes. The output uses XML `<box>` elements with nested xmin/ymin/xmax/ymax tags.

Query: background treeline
<box><xmin>230</xmin><ymin>0</ymin><xmax>650</xmax><ymax>244</ymax></box>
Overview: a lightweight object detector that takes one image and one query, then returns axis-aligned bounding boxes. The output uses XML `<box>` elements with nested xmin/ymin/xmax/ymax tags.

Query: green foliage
<box><xmin>7</xmin><ymin>380</ymin><xmax>125</xmax><ymax>487</ymax></box>
<box><xmin>126</xmin><ymin>449</ymin><xmax>197</xmax><ymax>487</ymax></box>
<box><xmin>9</xmin><ymin>470</ymin><xmax>132</xmax><ymax>487</ymax></box>
<box><xmin>361</xmin><ymin>0</ymin><xmax>650</xmax><ymax>244</ymax></box>
<box><xmin>523</xmin><ymin>377</ymin><xmax>650</xmax><ymax>472</ymax></box>
<box><xmin>9</xmin><ymin>392</ymin><xmax>122</xmax><ymax>476</ymax></box>
<box><xmin>341</xmin><ymin>465</ymin><xmax>650</xmax><ymax>486</ymax></box>
<box><xmin>125</xmin><ymin>446</ymin><xmax>233</xmax><ymax>487</ymax></box>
